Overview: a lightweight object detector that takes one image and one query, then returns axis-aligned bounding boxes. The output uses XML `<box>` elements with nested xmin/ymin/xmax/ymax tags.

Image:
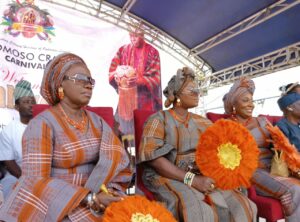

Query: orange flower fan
<box><xmin>103</xmin><ymin>195</ymin><xmax>176</xmax><ymax>222</ymax></box>
<box><xmin>196</xmin><ymin>119</ymin><xmax>259</xmax><ymax>190</ymax></box>
<box><xmin>266</xmin><ymin>123</ymin><xmax>300</xmax><ymax>173</ymax></box>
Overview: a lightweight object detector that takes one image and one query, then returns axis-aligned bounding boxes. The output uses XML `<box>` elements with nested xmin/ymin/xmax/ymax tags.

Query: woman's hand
<box><xmin>94</xmin><ymin>192</ymin><xmax>123</xmax><ymax>208</ymax></box>
<box><xmin>192</xmin><ymin>175</ymin><xmax>216</xmax><ymax>194</ymax></box>
<box><xmin>126</xmin><ymin>76</ymin><xmax>137</xmax><ymax>87</ymax></box>
<box><xmin>114</xmin><ymin>74</ymin><xmax>121</xmax><ymax>84</ymax></box>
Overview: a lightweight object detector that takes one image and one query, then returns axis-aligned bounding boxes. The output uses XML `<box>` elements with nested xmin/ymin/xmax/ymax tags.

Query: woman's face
<box><xmin>234</xmin><ymin>92</ymin><xmax>255</xmax><ymax>119</ymax></box>
<box><xmin>178</xmin><ymin>80</ymin><xmax>200</xmax><ymax>109</ymax></box>
<box><xmin>61</xmin><ymin>63</ymin><xmax>94</xmax><ymax>107</ymax></box>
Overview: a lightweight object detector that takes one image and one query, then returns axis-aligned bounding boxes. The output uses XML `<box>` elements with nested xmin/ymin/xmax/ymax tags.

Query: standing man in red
<box><xmin>109</xmin><ymin>24</ymin><xmax>162</xmax><ymax>146</ymax></box>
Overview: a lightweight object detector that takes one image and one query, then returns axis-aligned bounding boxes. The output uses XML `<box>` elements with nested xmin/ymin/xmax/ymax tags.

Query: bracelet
<box><xmin>86</xmin><ymin>193</ymin><xmax>94</xmax><ymax>208</ymax></box>
<box><xmin>92</xmin><ymin>192</ymin><xmax>97</xmax><ymax>203</ymax></box>
<box><xmin>184</xmin><ymin>172</ymin><xmax>195</xmax><ymax>186</ymax></box>
<box><xmin>90</xmin><ymin>192</ymin><xmax>106</xmax><ymax>215</ymax></box>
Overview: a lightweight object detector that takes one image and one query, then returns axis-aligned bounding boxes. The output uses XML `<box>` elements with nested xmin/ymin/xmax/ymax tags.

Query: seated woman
<box><xmin>223</xmin><ymin>77</ymin><xmax>300</xmax><ymax>221</ymax></box>
<box><xmin>277</xmin><ymin>92</ymin><xmax>300</xmax><ymax>151</ymax></box>
<box><xmin>0</xmin><ymin>53</ymin><xmax>132</xmax><ymax>221</ymax></box>
<box><xmin>138</xmin><ymin>68</ymin><xmax>257</xmax><ymax>222</ymax></box>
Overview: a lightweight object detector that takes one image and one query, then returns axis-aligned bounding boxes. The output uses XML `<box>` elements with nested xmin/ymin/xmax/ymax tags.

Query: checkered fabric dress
<box><xmin>0</xmin><ymin>108</ymin><xmax>132</xmax><ymax>222</ymax></box>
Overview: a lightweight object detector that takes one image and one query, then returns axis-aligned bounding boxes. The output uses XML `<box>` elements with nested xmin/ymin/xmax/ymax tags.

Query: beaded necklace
<box><xmin>230</xmin><ymin>115</ymin><xmax>253</xmax><ymax>127</ymax></box>
<box><xmin>169</xmin><ymin>109</ymin><xmax>190</xmax><ymax>128</ymax></box>
<box><xmin>58</xmin><ymin>104</ymin><xmax>87</xmax><ymax>133</ymax></box>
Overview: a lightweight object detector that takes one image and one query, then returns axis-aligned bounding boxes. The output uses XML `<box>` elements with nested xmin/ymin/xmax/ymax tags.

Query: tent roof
<box><xmin>106</xmin><ymin>0</ymin><xmax>300</xmax><ymax>72</ymax></box>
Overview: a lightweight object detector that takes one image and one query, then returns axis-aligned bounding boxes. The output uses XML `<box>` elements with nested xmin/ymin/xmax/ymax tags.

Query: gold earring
<box><xmin>232</xmin><ymin>107</ymin><xmax>236</xmax><ymax>115</ymax></box>
<box><xmin>58</xmin><ymin>87</ymin><xmax>64</xmax><ymax>100</ymax></box>
<box><xmin>176</xmin><ymin>98</ymin><xmax>181</xmax><ymax>107</ymax></box>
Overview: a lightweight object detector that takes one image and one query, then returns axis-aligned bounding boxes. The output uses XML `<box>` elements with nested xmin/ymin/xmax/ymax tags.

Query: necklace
<box><xmin>58</xmin><ymin>104</ymin><xmax>87</xmax><ymax>133</ymax></box>
<box><xmin>230</xmin><ymin>115</ymin><xmax>252</xmax><ymax>127</ymax></box>
<box><xmin>169</xmin><ymin>109</ymin><xmax>190</xmax><ymax>128</ymax></box>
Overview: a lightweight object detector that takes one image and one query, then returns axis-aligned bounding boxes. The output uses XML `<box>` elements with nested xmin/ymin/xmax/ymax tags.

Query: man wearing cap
<box><xmin>0</xmin><ymin>80</ymin><xmax>36</xmax><ymax>199</ymax></box>
<box><xmin>109</xmin><ymin>24</ymin><xmax>162</xmax><ymax>146</ymax></box>
<box><xmin>277</xmin><ymin>91</ymin><xmax>300</xmax><ymax>151</ymax></box>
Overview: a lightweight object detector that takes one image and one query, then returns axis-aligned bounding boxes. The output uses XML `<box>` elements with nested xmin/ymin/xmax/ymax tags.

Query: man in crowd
<box><xmin>0</xmin><ymin>80</ymin><xmax>36</xmax><ymax>199</ymax></box>
<box><xmin>109</xmin><ymin>23</ymin><xmax>162</xmax><ymax>147</ymax></box>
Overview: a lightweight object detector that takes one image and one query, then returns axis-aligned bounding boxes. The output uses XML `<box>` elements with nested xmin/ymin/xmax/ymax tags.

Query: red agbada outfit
<box><xmin>109</xmin><ymin>41</ymin><xmax>162</xmax><ymax>137</ymax></box>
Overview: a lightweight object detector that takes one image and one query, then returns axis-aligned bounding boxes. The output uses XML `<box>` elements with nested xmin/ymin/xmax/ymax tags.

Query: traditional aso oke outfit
<box><xmin>0</xmin><ymin>53</ymin><xmax>132</xmax><ymax>222</ymax></box>
<box><xmin>109</xmin><ymin>29</ymin><xmax>162</xmax><ymax>142</ymax></box>
<box><xmin>223</xmin><ymin>77</ymin><xmax>300</xmax><ymax>222</ymax></box>
<box><xmin>276</xmin><ymin>93</ymin><xmax>300</xmax><ymax>151</ymax></box>
<box><xmin>138</xmin><ymin>68</ymin><xmax>257</xmax><ymax>222</ymax></box>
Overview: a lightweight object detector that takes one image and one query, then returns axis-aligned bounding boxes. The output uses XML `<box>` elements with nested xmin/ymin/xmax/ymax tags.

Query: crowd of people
<box><xmin>0</xmin><ymin>30</ymin><xmax>300</xmax><ymax>222</ymax></box>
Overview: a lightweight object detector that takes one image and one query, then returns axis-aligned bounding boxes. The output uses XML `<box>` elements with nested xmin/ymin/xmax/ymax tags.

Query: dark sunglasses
<box><xmin>63</xmin><ymin>73</ymin><xmax>95</xmax><ymax>87</ymax></box>
<box><xmin>181</xmin><ymin>87</ymin><xmax>200</xmax><ymax>96</ymax></box>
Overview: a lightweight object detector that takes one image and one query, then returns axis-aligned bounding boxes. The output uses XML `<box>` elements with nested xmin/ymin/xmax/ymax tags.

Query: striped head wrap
<box><xmin>223</xmin><ymin>77</ymin><xmax>255</xmax><ymax>114</ymax></box>
<box><xmin>14</xmin><ymin>80</ymin><xmax>34</xmax><ymax>101</ymax></box>
<box><xmin>41</xmin><ymin>53</ymin><xmax>87</xmax><ymax>105</ymax></box>
<box><xmin>163</xmin><ymin>67</ymin><xmax>195</xmax><ymax>108</ymax></box>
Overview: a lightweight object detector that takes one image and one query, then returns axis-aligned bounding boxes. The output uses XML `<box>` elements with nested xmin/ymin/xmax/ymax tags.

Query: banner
<box><xmin>0</xmin><ymin>0</ymin><xmax>133</xmax><ymax>130</ymax></box>
<box><xmin>0</xmin><ymin>0</ymin><xmax>186</xmax><ymax>131</ymax></box>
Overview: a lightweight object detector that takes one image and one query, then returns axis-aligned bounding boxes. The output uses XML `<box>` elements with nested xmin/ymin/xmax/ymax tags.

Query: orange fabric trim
<box><xmin>102</xmin><ymin>136</ymin><xmax>122</xmax><ymax>186</ymax></box>
<box><xmin>50</xmin><ymin>107</ymin><xmax>79</xmax><ymax>168</ymax></box>
<box><xmin>205</xmin><ymin>195</ymin><xmax>219</xmax><ymax>222</ymax></box>
<box><xmin>58</xmin><ymin>188</ymin><xmax>89</xmax><ymax>221</ymax></box>
<box><xmin>251</xmin><ymin>180</ymin><xmax>278</xmax><ymax>197</ymax></box>
<box><xmin>19</xmin><ymin>178</ymin><xmax>52</xmax><ymax>220</ymax></box>
<box><xmin>41</xmin><ymin>123</ymin><xmax>52</xmax><ymax>176</ymax></box>
<box><xmin>232</xmin><ymin>190</ymin><xmax>253</xmax><ymax>222</ymax></box>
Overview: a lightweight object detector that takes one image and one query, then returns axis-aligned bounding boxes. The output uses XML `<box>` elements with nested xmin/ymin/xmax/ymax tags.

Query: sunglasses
<box><xmin>181</xmin><ymin>87</ymin><xmax>200</xmax><ymax>96</ymax></box>
<box><xmin>63</xmin><ymin>73</ymin><xmax>95</xmax><ymax>87</ymax></box>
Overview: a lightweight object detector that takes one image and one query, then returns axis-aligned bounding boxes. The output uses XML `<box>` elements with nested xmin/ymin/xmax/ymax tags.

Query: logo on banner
<box><xmin>1</xmin><ymin>0</ymin><xmax>55</xmax><ymax>41</ymax></box>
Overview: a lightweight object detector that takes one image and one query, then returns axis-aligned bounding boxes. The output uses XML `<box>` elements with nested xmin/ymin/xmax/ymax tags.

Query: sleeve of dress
<box><xmin>0</xmin><ymin>124</ymin><xmax>14</xmax><ymax>161</ymax></box>
<box><xmin>138</xmin><ymin>111</ymin><xmax>175</xmax><ymax>163</ymax></box>
<box><xmin>109</xmin><ymin>47</ymin><xmax>123</xmax><ymax>90</ymax></box>
<box><xmin>84</xmin><ymin>118</ymin><xmax>132</xmax><ymax>193</ymax></box>
<box><xmin>0</xmin><ymin>117</ymin><xmax>89</xmax><ymax>222</ymax></box>
<box><xmin>257</xmin><ymin>116</ymin><xmax>272</xmax><ymax>137</ymax></box>
<box><xmin>139</xmin><ymin>46</ymin><xmax>161</xmax><ymax>95</ymax></box>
